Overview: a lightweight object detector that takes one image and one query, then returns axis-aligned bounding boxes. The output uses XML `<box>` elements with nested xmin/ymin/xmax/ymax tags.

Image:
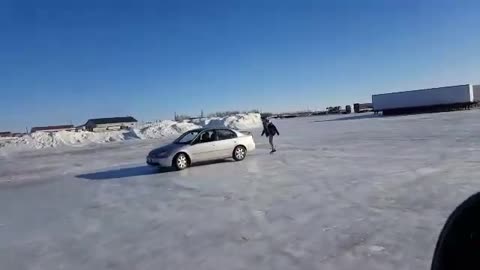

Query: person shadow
<box><xmin>313</xmin><ymin>113</ymin><xmax>379</xmax><ymax>123</ymax></box>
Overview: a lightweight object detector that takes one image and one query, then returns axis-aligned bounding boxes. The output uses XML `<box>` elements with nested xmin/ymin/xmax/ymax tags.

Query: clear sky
<box><xmin>1</xmin><ymin>0</ymin><xmax>479</xmax><ymax>132</ymax></box>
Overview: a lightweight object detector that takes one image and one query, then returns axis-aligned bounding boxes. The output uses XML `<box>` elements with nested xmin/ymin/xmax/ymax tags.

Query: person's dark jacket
<box><xmin>261</xmin><ymin>122</ymin><xmax>280</xmax><ymax>137</ymax></box>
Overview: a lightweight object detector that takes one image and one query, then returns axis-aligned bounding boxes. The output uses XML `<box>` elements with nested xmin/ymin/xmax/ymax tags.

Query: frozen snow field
<box><xmin>2</xmin><ymin>110</ymin><xmax>480</xmax><ymax>270</ymax></box>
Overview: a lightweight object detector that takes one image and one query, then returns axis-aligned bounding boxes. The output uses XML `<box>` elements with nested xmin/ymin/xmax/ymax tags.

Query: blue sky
<box><xmin>1</xmin><ymin>0</ymin><xmax>479</xmax><ymax>131</ymax></box>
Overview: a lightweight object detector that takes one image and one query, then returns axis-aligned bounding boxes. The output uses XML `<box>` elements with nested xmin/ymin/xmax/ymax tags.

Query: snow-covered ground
<box><xmin>0</xmin><ymin>113</ymin><xmax>262</xmax><ymax>151</ymax></box>
<box><xmin>2</xmin><ymin>110</ymin><xmax>480</xmax><ymax>269</ymax></box>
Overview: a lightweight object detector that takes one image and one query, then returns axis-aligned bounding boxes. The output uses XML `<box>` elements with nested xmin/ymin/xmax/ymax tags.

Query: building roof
<box><xmin>86</xmin><ymin>116</ymin><xmax>137</xmax><ymax>125</ymax></box>
<box><xmin>31</xmin><ymin>125</ymin><xmax>75</xmax><ymax>133</ymax></box>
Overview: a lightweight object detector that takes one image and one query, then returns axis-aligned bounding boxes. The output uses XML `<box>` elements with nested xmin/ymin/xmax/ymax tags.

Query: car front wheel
<box><xmin>174</xmin><ymin>153</ymin><xmax>189</xmax><ymax>170</ymax></box>
<box><xmin>233</xmin><ymin>146</ymin><xmax>247</xmax><ymax>161</ymax></box>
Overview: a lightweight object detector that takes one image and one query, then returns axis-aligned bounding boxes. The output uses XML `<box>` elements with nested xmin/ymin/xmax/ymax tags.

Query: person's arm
<box><xmin>274</xmin><ymin>125</ymin><xmax>280</xmax><ymax>135</ymax></box>
<box><xmin>261</xmin><ymin>129</ymin><xmax>265</xmax><ymax>136</ymax></box>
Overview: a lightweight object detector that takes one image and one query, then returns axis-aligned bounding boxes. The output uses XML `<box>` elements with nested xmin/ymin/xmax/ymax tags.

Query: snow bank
<box><xmin>140</xmin><ymin>121</ymin><xmax>200</xmax><ymax>139</ymax></box>
<box><xmin>193</xmin><ymin>113</ymin><xmax>262</xmax><ymax>130</ymax></box>
<box><xmin>0</xmin><ymin>113</ymin><xmax>261</xmax><ymax>151</ymax></box>
<box><xmin>0</xmin><ymin>129</ymin><xmax>144</xmax><ymax>150</ymax></box>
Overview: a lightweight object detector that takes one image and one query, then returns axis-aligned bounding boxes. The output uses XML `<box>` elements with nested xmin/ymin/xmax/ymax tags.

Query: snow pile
<box><xmin>0</xmin><ymin>113</ymin><xmax>262</xmax><ymax>151</ymax></box>
<box><xmin>0</xmin><ymin>129</ymin><xmax>147</xmax><ymax>150</ymax></box>
<box><xmin>0</xmin><ymin>121</ymin><xmax>199</xmax><ymax>150</ymax></box>
<box><xmin>0</xmin><ymin>137</ymin><xmax>25</xmax><ymax>149</ymax></box>
<box><xmin>193</xmin><ymin>113</ymin><xmax>262</xmax><ymax>130</ymax></box>
<box><xmin>15</xmin><ymin>130</ymin><xmax>144</xmax><ymax>149</ymax></box>
<box><xmin>30</xmin><ymin>132</ymin><xmax>60</xmax><ymax>148</ymax></box>
<box><xmin>140</xmin><ymin>121</ymin><xmax>200</xmax><ymax>139</ymax></box>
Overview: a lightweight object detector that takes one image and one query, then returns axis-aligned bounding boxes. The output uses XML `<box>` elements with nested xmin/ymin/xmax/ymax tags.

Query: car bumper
<box><xmin>244</xmin><ymin>140</ymin><xmax>256</xmax><ymax>152</ymax></box>
<box><xmin>146</xmin><ymin>156</ymin><xmax>172</xmax><ymax>167</ymax></box>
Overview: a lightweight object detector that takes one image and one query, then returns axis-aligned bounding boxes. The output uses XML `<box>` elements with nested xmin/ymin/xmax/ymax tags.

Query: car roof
<box><xmin>188</xmin><ymin>127</ymin><xmax>234</xmax><ymax>133</ymax></box>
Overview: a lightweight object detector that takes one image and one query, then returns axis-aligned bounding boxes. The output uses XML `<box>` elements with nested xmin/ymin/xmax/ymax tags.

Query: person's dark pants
<box><xmin>268</xmin><ymin>135</ymin><xmax>275</xmax><ymax>151</ymax></box>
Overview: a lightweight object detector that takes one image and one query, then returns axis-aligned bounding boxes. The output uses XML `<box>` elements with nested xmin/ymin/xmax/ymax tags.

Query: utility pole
<box><xmin>201</xmin><ymin>109</ymin><xmax>204</xmax><ymax>118</ymax></box>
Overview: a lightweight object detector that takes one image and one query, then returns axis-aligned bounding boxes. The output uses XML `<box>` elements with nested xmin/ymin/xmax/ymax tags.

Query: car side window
<box><xmin>178</xmin><ymin>131</ymin><xmax>198</xmax><ymax>144</ymax></box>
<box><xmin>197</xmin><ymin>130</ymin><xmax>217</xmax><ymax>143</ymax></box>
<box><xmin>217</xmin><ymin>129</ymin><xmax>237</xmax><ymax>140</ymax></box>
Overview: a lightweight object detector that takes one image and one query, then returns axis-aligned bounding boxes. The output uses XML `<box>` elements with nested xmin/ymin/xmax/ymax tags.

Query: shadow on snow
<box><xmin>314</xmin><ymin>113</ymin><xmax>379</xmax><ymax>123</ymax></box>
<box><xmin>76</xmin><ymin>160</ymin><xmax>235</xmax><ymax>180</ymax></box>
<box><xmin>76</xmin><ymin>166</ymin><xmax>166</xmax><ymax>180</ymax></box>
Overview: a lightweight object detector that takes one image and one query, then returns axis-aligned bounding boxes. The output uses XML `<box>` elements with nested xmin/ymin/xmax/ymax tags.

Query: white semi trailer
<box><xmin>372</xmin><ymin>84</ymin><xmax>476</xmax><ymax>115</ymax></box>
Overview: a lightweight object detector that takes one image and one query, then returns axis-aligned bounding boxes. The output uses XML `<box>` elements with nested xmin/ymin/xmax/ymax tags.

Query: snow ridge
<box><xmin>0</xmin><ymin>113</ymin><xmax>262</xmax><ymax>150</ymax></box>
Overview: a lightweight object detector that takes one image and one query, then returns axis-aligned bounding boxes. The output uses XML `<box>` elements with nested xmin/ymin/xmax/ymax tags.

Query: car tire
<box><xmin>174</xmin><ymin>153</ymin><xmax>189</xmax><ymax>170</ymax></box>
<box><xmin>233</xmin><ymin>146</ymin><xmax>247</xmax><ymax>161</ymax></box>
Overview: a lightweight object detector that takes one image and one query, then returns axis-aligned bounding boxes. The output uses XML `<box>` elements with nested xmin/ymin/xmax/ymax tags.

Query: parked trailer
<box><xmin>353</xmin><ymin>103</ymin><xmax>373</xmax><ymax>113</ymax></box>
<box><xmin>473</xmin><ymin>85</ymin><xmax>480</xmax><ymax>102</ymax></box>
<box><xmin>326</xmin><ymin>106</ymin><xmax>342</xmax><ymax>114</ymax></box>
<box><xmin>372</xmin><ymin>84</ymin><xmax>476</xmax><ymax>116</ymax></box>
<box><xmin>344</xmin><ymin>105</ymin><xmax>352</xmax><ymax>114</ymax></box>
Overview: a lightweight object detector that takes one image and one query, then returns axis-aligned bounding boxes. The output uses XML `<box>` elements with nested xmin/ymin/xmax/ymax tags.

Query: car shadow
<box><xmin>76</xmin><ymin>159</ymin><xmax>235</xmax><ymax>180</ymax></box>
<box><xmin>76</xmin><ymin>165</ymin><xmax>170</xmax><ymax>180</ymax></box>
<box><xmin>314</xmin><ymin>113</ymin><xmax>379</xmax><ymax>123</ymax></box>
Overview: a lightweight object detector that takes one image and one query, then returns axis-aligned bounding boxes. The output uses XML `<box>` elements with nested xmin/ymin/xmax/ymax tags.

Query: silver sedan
<box><xmin>146</xmin><ymin>128</ymin><xmax>256</xmax><ymax>170</ymax></box>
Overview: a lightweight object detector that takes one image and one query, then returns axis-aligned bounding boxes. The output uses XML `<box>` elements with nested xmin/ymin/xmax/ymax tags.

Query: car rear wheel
<box><xmin>233</xmin><ymin>146</ymin><xmax>247</xmax><ymax>161</ymax></box>
<box><xmin>174</xmin><ymin>153</ymin><xmax>189</xmax><ymax>170</ymax></box>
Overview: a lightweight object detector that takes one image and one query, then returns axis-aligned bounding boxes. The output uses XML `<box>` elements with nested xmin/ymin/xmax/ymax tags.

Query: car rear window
<box><xmin>217</xmin><ymin>129</ymin><xmax>237</xmax><ymax>140</ymax></box>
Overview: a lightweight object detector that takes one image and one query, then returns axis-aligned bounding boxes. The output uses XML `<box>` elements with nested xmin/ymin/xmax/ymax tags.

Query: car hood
<box><xmin>148</xmin><ymin>143</ymin><xmax>184</xmax><ymax>156</ymax></box>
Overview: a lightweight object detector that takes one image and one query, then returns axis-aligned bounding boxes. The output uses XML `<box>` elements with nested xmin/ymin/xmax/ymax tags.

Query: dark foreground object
<box><xmin>431</xmin><ymin>192</ymin><xmax>480</xmax><ymax>270</ymax></box>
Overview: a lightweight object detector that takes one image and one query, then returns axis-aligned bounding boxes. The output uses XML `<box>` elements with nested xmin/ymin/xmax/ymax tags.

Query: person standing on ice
<box><xmin>261</xmin><ymin>118</ymin><xmax>280</xmax><ymax>153</ymax></box>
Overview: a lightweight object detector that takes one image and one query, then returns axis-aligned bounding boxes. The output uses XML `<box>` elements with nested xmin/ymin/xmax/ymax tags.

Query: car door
<box><xmin>187</xmin><ymin>130</ymin><xmax>218</xmax><ymax>162</ymax></box>
<box><xmin>214</xmin><ymin>129</ymin><xmax>238</xmax><ymax>158</ymax></box>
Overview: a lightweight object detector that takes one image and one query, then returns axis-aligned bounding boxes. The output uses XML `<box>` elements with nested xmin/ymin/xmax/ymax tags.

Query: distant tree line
<box><xmin>260</xmin><ymin>112</ymin><xmax>273</xmax><ymax>118</ymax></box>
<box><xmin>174</xmin><ymin>114</ymin><xmax>194</xmax><ymax>121</ymax></box>
<box><xmin>207</xmin><ymin>109</ymin><xmax>260</xmax><ymax>118</ymax></box>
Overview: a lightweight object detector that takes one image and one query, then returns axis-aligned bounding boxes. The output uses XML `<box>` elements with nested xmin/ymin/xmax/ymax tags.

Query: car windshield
<box><xmin>174</xmin><ymin>130</ymin><xmax>201</xmax><ymax>144</ymax></box>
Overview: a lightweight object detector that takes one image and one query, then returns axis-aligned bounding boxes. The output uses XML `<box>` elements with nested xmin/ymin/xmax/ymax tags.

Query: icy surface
<box><xmin>2</xmin><ymin>110</ymin><xmax>480</xmax><ymax>269</ymax></box>
<box><xmin>0</xmin><ymin>113</ymin><xmax>261</xmax><ymax>151</ymax></box>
